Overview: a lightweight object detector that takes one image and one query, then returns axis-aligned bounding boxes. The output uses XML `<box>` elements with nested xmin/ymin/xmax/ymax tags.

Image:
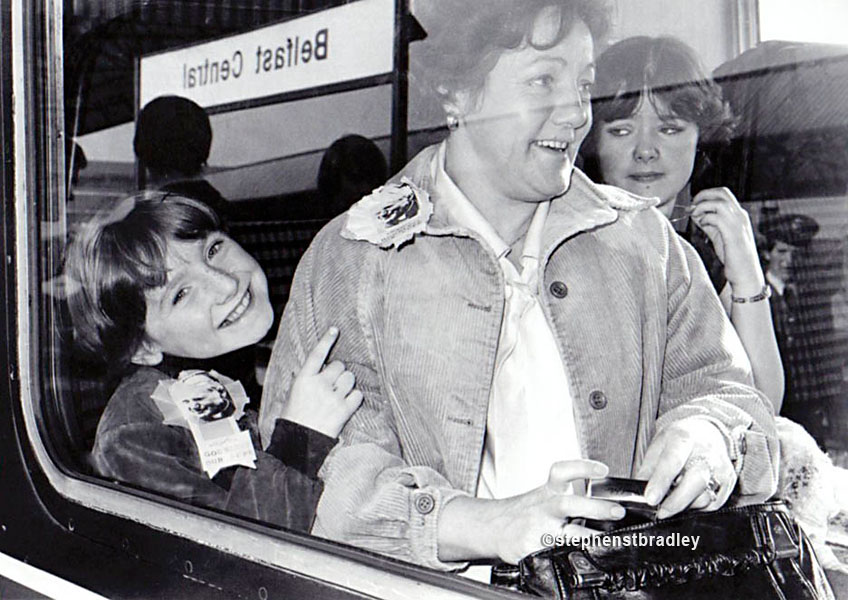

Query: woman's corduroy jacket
<box><xmin>259</xmin><ymin>143</ymin><xmax>779</xmax><ymax>570</ymax></box>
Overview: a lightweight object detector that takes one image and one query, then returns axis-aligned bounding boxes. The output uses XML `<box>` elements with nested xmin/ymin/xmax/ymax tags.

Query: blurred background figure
<box><xmin>316</xmin><ymin>134</ymin><xmax>387</xmax><ymax>217</ymax></box>
<box><xmin>760</xmin><ymin>213</ymin><xmax>844</xmax><ymax>447</ymax></box>
<box><xmin>134</xmin><ymin>95</ymin><xmax>232</xmax><ymax>220</ymax></box>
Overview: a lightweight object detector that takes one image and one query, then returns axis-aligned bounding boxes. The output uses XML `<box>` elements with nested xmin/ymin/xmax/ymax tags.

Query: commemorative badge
<box><xmin>341</xmin><ymin>177</ymin><xmax>433</xmax><ymax>249</ymax></box>
<box><xmin>151</xmin><ymin>370</ymin><xmax>257</xmax><ymax>478</ymax></box>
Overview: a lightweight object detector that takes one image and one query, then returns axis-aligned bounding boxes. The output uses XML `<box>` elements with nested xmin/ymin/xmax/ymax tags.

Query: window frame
<box><xmin>11</xmin><ymin>1</ymin><xmax>519</xmax><ymax>597</ymax></box>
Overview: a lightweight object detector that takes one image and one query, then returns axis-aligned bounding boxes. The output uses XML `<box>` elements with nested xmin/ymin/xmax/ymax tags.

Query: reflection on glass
<box><xmin>33</xmin><ymin>0</ymin><xmax>848</xmax><ymax>587</ymax></box>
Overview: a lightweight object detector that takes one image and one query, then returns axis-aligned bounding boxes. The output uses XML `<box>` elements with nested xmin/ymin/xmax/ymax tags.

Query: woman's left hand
<box><xmin>636</xmin><ymin>418</ymin><xmax>737</xmax><ymax>519</ymax></box>
<box><xmin>690</xmin><ymin>187</ymin><xmax>765</xmax><ymax>295</ymax></box>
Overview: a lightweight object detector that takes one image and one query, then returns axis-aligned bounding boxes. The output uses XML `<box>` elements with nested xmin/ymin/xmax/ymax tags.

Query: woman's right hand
<box><xmin>690</xmin><ymin>187</ymin><xmax>765</xmax><ymax>296</ymax></box>
<box><xmin>438</xmin><ymin>460</ymin><xmax>625</xmax><ymax>565</ymax></box>
<box><xmin>281</xmin><ymin>327</ymin><xmax>364</xmax><ymax>438</ymax></box>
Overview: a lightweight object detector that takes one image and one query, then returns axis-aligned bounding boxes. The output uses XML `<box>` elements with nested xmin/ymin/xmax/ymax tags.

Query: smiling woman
<box><xmin>259</xmin><ymin>0</ymin><xmax>778</xmax><ymax>580</ymax></box>
<box><xmin>8</xmin><ymin>0</ymin><xmax>848</xmax><ymax>596</ymax></box>
<box><xmin>441</xmin><ymin>8</ymin><xmax>595</xmax><ymax>208</ymax></box>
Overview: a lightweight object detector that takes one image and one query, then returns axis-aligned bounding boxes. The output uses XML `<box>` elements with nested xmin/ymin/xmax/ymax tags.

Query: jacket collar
<box><xmin>393</xmin><ymin>142</ymin><xmax>653</xmax><ymax>251</ymax></box>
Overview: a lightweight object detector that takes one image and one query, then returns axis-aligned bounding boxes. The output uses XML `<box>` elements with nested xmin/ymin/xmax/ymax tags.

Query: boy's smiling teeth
<box><xmin>220</xmin><ymin>289</ymin><xmax>251</xmax><ymax>328</ymax></box>
<box><xmin>534</xmin><ymin>139</ymin><xmax>569</xmax><ymax>152</ymax></box>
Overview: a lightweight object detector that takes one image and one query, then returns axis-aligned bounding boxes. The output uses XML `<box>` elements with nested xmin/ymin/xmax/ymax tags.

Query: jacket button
<box><xmin>415</xmin><ymin>493</ymin><xmax>435</xmax><ymax>515</ymax></box>
<box><xmin>589</xmin><ymin>390</ymin><xmax>607</xmax><ymax>410</ymax></box>
<box><xmin>549</xmin><ymin>281</ymin><xmax>568</xmax><ymax>298</ymax></box>
<box><xmin>739</xmin><ymin>436</ymin><xmax>747</xmax><ymax>455</ymax></box>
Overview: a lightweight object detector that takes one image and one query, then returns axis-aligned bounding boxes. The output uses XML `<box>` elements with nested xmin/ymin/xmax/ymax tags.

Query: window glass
<box><xmin>59</xmin><ymin>0</ymin><xmax>394</xmax><ymax>467</ymax></box>
<box><xmin>27</xmin><ymin>0</ymin><xmax>848</xmax><ymax>593</ymax></box>
<box><xmin>759</xmin><ymin>0</ymin><xmax>848</xmax><ymax>45</ymax></box>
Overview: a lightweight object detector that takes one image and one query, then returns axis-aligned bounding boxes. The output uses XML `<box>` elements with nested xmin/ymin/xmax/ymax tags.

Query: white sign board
<box><xmin>139</xmin><ymin>0</ymin><xmax>396</xmax><ymax>109</ymax></box>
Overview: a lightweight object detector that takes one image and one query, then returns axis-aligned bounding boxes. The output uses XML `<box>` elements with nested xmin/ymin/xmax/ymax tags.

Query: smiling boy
<box><xmin>66</xmin><ymin>193</ymin><xmax>362</xmax><ymax>531</ymax></box>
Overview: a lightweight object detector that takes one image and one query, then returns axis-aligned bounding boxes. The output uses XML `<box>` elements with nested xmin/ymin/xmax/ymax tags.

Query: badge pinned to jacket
<box><xmin>341</xmin><ymin>177</ymin><xmax>433</xmax><ymax>249</ymax></box>
<box><xmin>151</xmin><ymin>370</ymin><xmax>257</xmax><ymax>478</ymax></box>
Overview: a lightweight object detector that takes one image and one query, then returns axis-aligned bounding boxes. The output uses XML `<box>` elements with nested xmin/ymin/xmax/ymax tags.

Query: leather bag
<box><xmin>513</xmin><ymin>501</ymin><xmax>834</xmax><ymax>599</ymax></box>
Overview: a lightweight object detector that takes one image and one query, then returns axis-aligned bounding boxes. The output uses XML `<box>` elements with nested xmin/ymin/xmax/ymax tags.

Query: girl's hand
<box><xmin>281</xmin><ymin>327</ymin><xmax>363</xmax><ymax>437</ymax></box>
<box><xmin>690</xmin><ymin>187</ymin><xmax>765</xmax><ymax>296</ymax></box>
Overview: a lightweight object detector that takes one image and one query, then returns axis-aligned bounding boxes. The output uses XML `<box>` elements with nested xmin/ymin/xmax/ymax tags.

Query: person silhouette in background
<box><xmin>134</xmin><ymin>95</ymin><xmax>232</xmax><ymax>221</ymax></box>
<box><xmin>316</xmin><ymin>134</ymin><xmax>388</xmax><ymax>217</ymax></box>
<box><xmin>759</xmin><ymin>213</ymin><xmax>843</xmax><ymax>447</ymax></box>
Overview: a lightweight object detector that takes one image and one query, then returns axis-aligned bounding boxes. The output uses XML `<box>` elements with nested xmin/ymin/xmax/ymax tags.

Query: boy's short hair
<box><xmin>317</xmin><ymin>134</ymin><xmax>387</xmax><ymax>206</ymax></box>
<box><xmin>134</xmin><ymin>96</ymin><xmax>212</xmax><ymax>176</ymax></box>
<box><xmin>759</xmin><ymin>213</ymin><xmax>819</xmax><ymax>251</ymax></box>
<box><xmin>65</xmin><ymin>192</ymin><xmax>222</xmax><ymax>369</ymax></box>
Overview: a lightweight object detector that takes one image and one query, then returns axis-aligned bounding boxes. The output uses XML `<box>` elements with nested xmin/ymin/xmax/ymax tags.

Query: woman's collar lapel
<box><xmin>339</xmin><ymin>145</ymin><xmax>659</xmax><ymax>252</ymax></box>
<box><xmin>541</xmin><ymin>169</ymin><xmax>659</xmax><ymax>252</ymax></box>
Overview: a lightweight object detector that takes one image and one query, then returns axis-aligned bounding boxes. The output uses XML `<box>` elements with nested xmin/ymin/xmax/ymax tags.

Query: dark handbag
<box><xmin>511</xmin><ymin>501</ymin><xmax>834</xmax><ymax>599</ymax></box>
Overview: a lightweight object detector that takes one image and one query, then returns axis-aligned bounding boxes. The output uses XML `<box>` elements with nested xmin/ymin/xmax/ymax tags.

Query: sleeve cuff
<box><xmin>411</xmin><ymin>486</ymin><xmax>471</xmax><ymax>571</ymax></box>
<box><xmin>266</xmin><ymin>419</ymin><xmax>337</xmax><ymax>478</ymax></box>
<box><xmin>678</xmin><ymin>415</ymin><xmax>747</xmax><ymax>476</ymax></box>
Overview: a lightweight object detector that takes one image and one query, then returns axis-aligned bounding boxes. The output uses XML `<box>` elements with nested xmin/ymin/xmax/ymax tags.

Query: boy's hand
<box><xmin>281</xmin><ymin>327</ymin><xmax>363</xmax><ymax>437</ymax></box>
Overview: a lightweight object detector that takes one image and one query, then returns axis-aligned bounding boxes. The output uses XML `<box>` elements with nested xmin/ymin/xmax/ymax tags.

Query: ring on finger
<box><xmin>687</xmin><ymin>456</ymin><xmax>719</xmax><ymax>497</ymax></box>
<box><xmin>705</xmin><ymin>474</ymin><xmax>720</xmax><ymax>504</ymax></box>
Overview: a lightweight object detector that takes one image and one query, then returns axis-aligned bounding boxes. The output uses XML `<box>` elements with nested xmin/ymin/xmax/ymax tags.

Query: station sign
<box><xmin>139</xmin><ymin>0</ymin><xmax>396</xmax><ymax>109</ymax></box>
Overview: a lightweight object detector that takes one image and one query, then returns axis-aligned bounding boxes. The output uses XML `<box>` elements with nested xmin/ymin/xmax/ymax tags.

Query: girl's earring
<box><xmin>446</xmin><ymin>113</ymin><xmax>460</xmax><ymax>131</ymax></box>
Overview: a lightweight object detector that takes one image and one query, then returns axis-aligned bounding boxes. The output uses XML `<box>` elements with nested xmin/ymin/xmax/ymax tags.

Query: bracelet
<box><xmin>731</xmin><ymin>284</ymin><xmax>772</xmax><ymax>304</ymax></box>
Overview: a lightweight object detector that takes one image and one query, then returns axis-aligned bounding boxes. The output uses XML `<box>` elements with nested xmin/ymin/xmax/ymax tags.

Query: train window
<box><xmin>14</xmin><ymin>0</ymin><xmax>848</xmax><ymax>595</ymax></box>
<box><xmin>23</xmin><ymin>2</ymin><xmax>514</xmax><ymax>597</ymax></box>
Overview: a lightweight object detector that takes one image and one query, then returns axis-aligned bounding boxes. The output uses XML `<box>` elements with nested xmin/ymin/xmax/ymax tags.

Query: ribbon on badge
<box><xmin>151</xmin><ymin>370</ymin><xmax>257</xmax><ymax>478</ymax></box>
<box><xmin>342</xmin><ymin>177</ymin><xmax>433</xmax><ymax>249</ymax></box>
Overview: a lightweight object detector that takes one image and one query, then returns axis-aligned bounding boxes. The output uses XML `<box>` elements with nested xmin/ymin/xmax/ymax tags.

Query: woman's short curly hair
<box><xmin>64</xmin><ymin>192</ymin><xmax>222</xmax><ymax>370</ymax></box>
<box><xmin>411</xmin><ymin>0</ymin><xmax>612</xmax><ymax>112</ymax></box>
<box><xmin>581</xmin><ymin>36</ymin><xmax>737</xmax><ymax>181</ymax></box>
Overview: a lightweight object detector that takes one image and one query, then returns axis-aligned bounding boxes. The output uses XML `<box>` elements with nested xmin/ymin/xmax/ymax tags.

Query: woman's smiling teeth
<box><xmin>220</xmin><ymin>289</ymin><xmax>251</xmax><ymax>328</ymax></box>
<box><xmin>534</xmin><ymin>139</ymin><xmax>569</xmax><ymax>152</ymax></box>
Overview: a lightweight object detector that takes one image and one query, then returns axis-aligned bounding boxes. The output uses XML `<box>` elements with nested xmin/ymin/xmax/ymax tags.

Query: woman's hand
<box><xmin>281</xmin><ymin>327</ymin><xmax>364</xmax><ymax>438</ymax></box>
<box><xmin>690</xmin><ymin>187</ymin><xmax>765</xmax><ymax>296</ymax></box>
<box><xmin>438</xmin><ymin>460</ymin><xmax>625</xmax><ymax>565</ymax></box>
<box><xmin>636</xmin><ymin>419</ymin><xmax>737</xmax><ymax>519</ymax></box>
